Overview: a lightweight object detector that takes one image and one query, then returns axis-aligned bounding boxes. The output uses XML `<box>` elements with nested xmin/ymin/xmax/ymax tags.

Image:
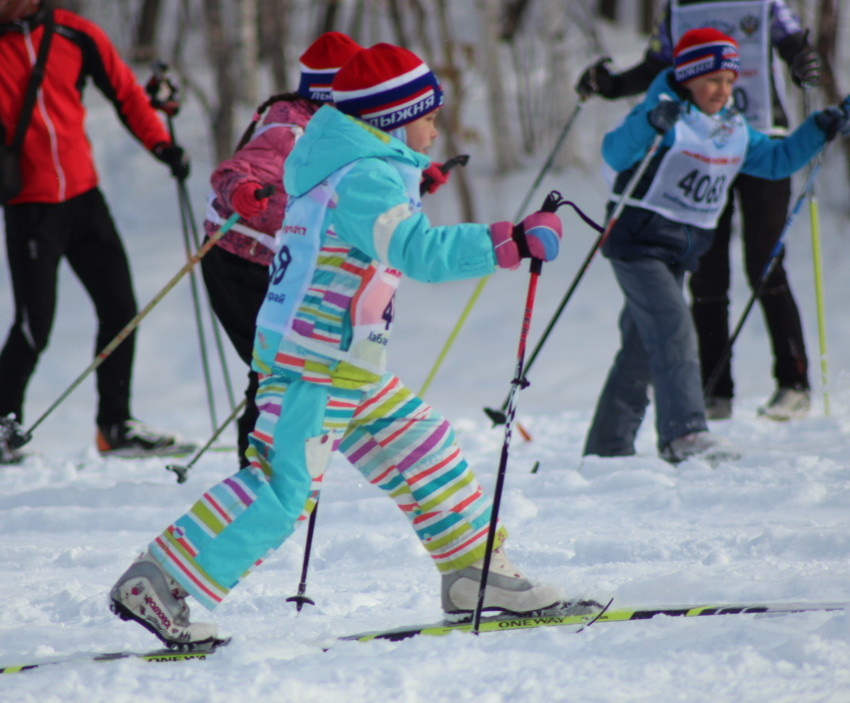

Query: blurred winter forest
<box><xmin>57</xmin><ymin>0</ymin><xmax>848</xmax><ymax>222</ymax></box>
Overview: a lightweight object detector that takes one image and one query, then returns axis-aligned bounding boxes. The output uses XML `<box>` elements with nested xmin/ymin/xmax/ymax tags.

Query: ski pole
<box><xmin>704</xmin><ymin>142</ymin><xmax>830</xmax><ymax>399</ymax></box>
<box><xmin>484</xmin><ymin>130</ymin><xmax>665</xmax><ymax>426</ymax></box>
<box><xmin>149</xmin><ymin>60</ymin><xmax>237</xmax><ymax>429</ymax></box>
<box><xmin>174</xmin><ymin>170</ymin><xmax>220</xmax><ymax>431</ymax></box>
<box><xmin>804</xmin><ymin>89</ymin><xmax>830</xmax><ymax>415</ymax></box>
<box><xmin>472</xmin><ymin>191</ymin><xmax>566</xmax><ymax>635</ymax></box>
<box><xmin>165</xmin><ymin>397</ymin><xmax>247</xmax><ymax>484</ymax></box>
<box><xmin>175</xmin><ymin>175</ymin><xmax>237</xmax><ymax>412</ymax></box>
<box><xmin>286</xmin><ymin>498</ymin><xmax>320</xmax><ymax>611</ymax></box>
<box><xmin>418</xmin><ymin>101</ymin><xmax>586</xmax><ymax>400</ymax></box>
<box><xmin>0</xmin><ymin>212</ymin><xmax>243</xmax><ymax>451</ymax></box>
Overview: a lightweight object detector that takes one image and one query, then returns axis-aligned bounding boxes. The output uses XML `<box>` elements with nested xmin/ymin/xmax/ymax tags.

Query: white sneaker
<box><xmin>441</xmin><ymin>547</ymin><xmax>597</xmax><ymax>619</ymax></box>
<box><xmin>110</xmin><ymin>551</ymin><xmax>220</xmax><ymax>650</ymax></box>
<box><xmin>660</xmin><ymin>431</ymin><xmax>737</xmax><ymax>464</ymax></box>
<box><xmin>757</xmin><ymin>387</ymin><xmax>811</xmax><ymax>422</ymax></box>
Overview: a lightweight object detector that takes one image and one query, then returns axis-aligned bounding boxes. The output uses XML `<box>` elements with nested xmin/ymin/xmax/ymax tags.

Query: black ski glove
<box><xmin>153</xmin><ymin>142</ymin><xmax>190</xmax><ymax>181</ymax></box>
<box><xmin>814</xmin><ymin>97</ymin><xmax>850</xmax><ymax>140</ymax></box>
<box><xmin>790</xmin><ymin>44</ymin><xmax>822</xmax><ymax>88</ymax></box>
<box><xmin>576</xmin><ymin>57</ymin><xmax>615</xmax><ymax>99</ymax></box>
<box><xmin>648</xmin><ymin>99</ymin><xmax>682</xmax><ymax>134</ymax></box>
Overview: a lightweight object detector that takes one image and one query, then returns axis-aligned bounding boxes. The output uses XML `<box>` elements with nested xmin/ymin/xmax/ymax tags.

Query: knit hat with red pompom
<box><xmin>673</xmin><ymin>28</ymin><xmax>741</xmax><ymax>83</ymax></box>
<box><xmin>331</xmin><ymin>43</ymin><xmax>443</xmax><ymax>131</ymax></box>
<box><xmin>297</xmin><ymin>32</ymin><xmax>362</xmax><ymax>102</ymax></box>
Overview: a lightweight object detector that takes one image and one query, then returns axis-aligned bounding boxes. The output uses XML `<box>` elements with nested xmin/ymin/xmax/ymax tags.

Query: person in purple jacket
<box><xmin>201</xmin><ymin>32</ymin><xmax>361</xmax><ymax>468</ymax></box>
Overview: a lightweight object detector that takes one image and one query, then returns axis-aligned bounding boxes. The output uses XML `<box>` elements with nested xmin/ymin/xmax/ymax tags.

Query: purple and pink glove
<box><xmin>489</xmin><ymin>211</ymin><xmax>563</xmax><ymax>270</ymax></box>
<box><xmin>230</xmin><ymin>181</ymin><xmax>270</xmax><ymax>219</ymax></box>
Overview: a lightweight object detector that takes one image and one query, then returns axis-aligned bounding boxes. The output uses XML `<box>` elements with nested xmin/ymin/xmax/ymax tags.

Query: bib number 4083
<box><xmin>677</xmin><ymin>169</ymin><xmax>726</xmax><ymax>204</ymax></box>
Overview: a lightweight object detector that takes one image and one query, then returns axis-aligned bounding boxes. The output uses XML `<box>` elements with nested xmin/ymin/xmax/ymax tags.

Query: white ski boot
<box><xmin>110</xmin><ymin>551</ymin><xmax>221</xmax><ymax>650</ymax></box>
<box><xmin>757</xmin><ymin>387</ymin><xmax>811</xmax><ymax>422</ymax></box>
<box><xmin>441</xmin><ymin>547</ymin><xmax>601</xmax><ymax>620</ymax></box>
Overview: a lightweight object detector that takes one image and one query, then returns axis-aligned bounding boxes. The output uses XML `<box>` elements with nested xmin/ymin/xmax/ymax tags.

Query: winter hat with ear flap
<box><xmin>673</xmin><ymin>28</ymin><xmax>741</xmax><ymax>84</ymax></box>
<box><xmin>331</xmin><ymin>43</ymin><xmax>443</xmax><ymax>131</ymax></box>
<box><xmin>297</xmin><ymin>32</ymin><xmax>362</xmax><ymax>102</ymax></box>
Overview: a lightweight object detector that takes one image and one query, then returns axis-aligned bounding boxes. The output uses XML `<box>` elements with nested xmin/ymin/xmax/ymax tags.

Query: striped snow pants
<box><xmin>149</xmin><ymin>372</ymin><xmax>503</xmax><ymax>610</ymax></box>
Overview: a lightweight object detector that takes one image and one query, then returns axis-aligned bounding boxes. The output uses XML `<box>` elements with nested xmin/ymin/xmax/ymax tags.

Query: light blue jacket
<box><xmin>253</xmin><ymin>105</ymin><xmax>496</xmax><ymax>381</ymax></box>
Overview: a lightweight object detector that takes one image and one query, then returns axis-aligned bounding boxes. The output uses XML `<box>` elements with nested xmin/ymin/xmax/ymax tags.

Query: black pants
<box><xmin>689</xmin><ymin>173</ymin><xmax>809</xmax><ymax>399</ymax></box>
<box><xmin>0</xmin><ymin>188</ymin><xmax>137</xmax><ymax>427</ymax></box>
<box><xmin>200</xmin><ymin>242</ymin><xmax>269</xmax><ymax>467</ymax></box>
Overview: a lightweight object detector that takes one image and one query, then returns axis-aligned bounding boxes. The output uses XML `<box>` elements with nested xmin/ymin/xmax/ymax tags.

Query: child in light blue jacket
<box><xmin>109</xmin><ymin>43</ymin><xmax>590</xmax><ymax>649</ymax></box>
<box><xmin>584</xmin><ymin>28</ymin><xmax>849</xmax><ymax>463</ymax></box>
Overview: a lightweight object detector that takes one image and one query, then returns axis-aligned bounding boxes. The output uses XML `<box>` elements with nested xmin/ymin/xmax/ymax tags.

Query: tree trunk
<box><xmin>640</xmin><ymin>0</ymin><xmax>656</xmax><ymax>34</ymax></box>
<box><xmin>599</xmin><ymin>0</ymin><xmax>617</xmax><ymax>22</ymax></box>
<box><xmin>501</xmin><ymin>0</ymin><xmax>533</xmax><ymax>40</ymax></box>
<box><xmin>237</xmin><ymin>0</ymin><xmax>259</xmax><ymax>106</ymax></box>
<box><xmin>259</xmin><ymin>0</ymin><xmax>289</xmax><ymax>92</ymax></box>
<box><xmin>433</xmin><ymin>0</ymin><xmax>476</xmax><ymax>222</ymax></box>
<box><xmin>387</xmin><ymin>0</ymin><xmax>409</xmax><ymax>48</ymax></box>
<box><xmin>131</xmin><ymin>0</ymin><xmax>162</xmax><ymax>63</ymax></box>
<box><xmin>202</xmin><ymin>0</ymin><xmax>236</xmax><ymax>162</ymax></box>
<box><xmin>480</xmin><ymin>0</ymin><xmax>520</xmax><ymax>173</ymax></box>
<box><xmin>316</xmin><ymin>0</ymin><xmax>341</xmax><ymax>35</ymax></box>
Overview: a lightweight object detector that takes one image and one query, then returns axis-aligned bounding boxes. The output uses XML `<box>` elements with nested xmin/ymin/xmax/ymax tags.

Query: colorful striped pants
<box><xmin>150</xmin><ymin>372</ymin><xmax>503</xmax><ymax>610</ymax></box>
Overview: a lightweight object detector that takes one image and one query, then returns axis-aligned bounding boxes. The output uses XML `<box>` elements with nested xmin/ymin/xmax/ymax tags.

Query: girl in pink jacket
<box><xmin>200</xmin><ymin>32</ymin><xmax>361</xmax><ymax>468</ymax></box>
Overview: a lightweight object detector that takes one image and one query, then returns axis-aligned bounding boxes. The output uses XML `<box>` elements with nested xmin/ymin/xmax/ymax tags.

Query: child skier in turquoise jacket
<box><xmin>583</xmin><ymin>28</ymin><xmax>850</xmax><ymax>463</ymax></box>
<box><xmin>109</xmin><ymin>43</ymin><xmax>589</xmax><ymax>649</ymax></box>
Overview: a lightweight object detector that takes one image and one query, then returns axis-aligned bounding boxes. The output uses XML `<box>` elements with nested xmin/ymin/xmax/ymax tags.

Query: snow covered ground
<box><xmin>3</xmin><ymin>27</ymin><xmax>850</xmax><ymax>703</ymax></box>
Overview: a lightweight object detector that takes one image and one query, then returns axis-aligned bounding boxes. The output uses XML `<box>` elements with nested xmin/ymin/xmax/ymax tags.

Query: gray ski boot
<box><xmin>441</xmin><ymin>547</ymin><xmax>602</xmax><ymax>621</ymax></box>
<box><xmin>110</xmin><ymin>551</ymin><xmax>222</xmax><ymax>650</ymax></box>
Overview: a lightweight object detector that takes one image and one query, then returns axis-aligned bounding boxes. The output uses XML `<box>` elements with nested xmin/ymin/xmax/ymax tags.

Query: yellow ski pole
<box><xmin>418</xmin><ymin>100</ymin><xmax>586</xmax><ymax>399</ymax></box>
<box><xmin>804</xmin><ymin>89</ymin><xmax>830</xmax><ymax>415</ymax></box>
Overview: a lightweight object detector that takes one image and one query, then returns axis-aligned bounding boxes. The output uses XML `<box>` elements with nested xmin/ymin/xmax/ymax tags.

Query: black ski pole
<box><xmin>175</xmin><ymin>176</ymin><xmax>238</xmax><ymax>411</ymax></box>
<box><xmin>418</xmin><ymin>100</ymin><xmax>586</xmax><ymax>403</ymax></box>
<box><xmin>165</xmin><ymin>397</ymin><xmax>246</xmax><ymax>484</ymax></box>
<box><xmin>286</xmin><ymin>499</ymin><xmax>320</xmax><ymax>611</ymax></box>
<box><xmin>472</xmin><ymin>191</ymin><xmax>567</xmax><ymax>635</ymax></box>
<box><xmin>147</xmin><ymin>61</ymin><xmax>237</xmax><ymax>430</ymax></box>
<box><xmin>513</xmin><ymin>100</ymin><xmax>585</xmax><ymax>219</ymax></box>
<box><xmin>483</xmin><ymin>130</ymin><xmax>666</xmax><ymax>426</ymax></box>
<box><xmin>163</xmin><ymin>184</ymin><xmax>276</xmax><ymax>482</ymax></box>
<box><xmin>703</xmin><ymin>142</ymin><xmax>830</xmax><ymax>399</ymax></box>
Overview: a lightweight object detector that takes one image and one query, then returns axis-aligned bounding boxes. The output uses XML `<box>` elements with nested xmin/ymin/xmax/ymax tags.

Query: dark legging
<box><xmin>200</xmin><ymin>242</ymin><xmax>269</xmax><ymax>467</ymax></box>
<box><xmin>689</xmin><ymin>172</ymin><xmax>809</xmax><ymax>399</ymax></box>
<box><xmin>0</xmin><ymin>188</ymin><xmax>137</xmax><ymax>427</ymax></box>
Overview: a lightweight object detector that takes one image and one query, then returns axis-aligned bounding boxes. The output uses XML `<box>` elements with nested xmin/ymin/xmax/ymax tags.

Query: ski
<box><xmin>0</xmin><ymin>640</ymin><xmax>229</xmax><ymax>675</ymax></box>
<box><xmin>340</xmin><ymin>600</ymin><xmax>847</xmax><ymax>643</ymax></box>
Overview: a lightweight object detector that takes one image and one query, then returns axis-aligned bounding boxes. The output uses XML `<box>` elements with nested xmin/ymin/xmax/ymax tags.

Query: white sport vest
<box><xmin>636</xmin><ymin>106</ymin><xmax>749</xmax><ymax>228</ymax></box>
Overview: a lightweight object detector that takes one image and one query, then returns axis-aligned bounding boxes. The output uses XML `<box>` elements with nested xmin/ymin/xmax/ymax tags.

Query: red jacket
<box><xmin>0</xmin><ymin>8</ymin><xmax>171</xmax><ymax>204</ymax></box>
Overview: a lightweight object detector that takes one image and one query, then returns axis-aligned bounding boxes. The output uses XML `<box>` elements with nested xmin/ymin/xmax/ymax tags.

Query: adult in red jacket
<box><xmin>0</xmin><ymin>0</ymin><xmax>190</xmax><ymax>462</ymax></box>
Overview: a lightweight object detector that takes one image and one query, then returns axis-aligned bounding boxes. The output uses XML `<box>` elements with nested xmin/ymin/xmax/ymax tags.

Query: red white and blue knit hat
<box><xmin>673</xmin><ymin>28</ymin><xmax>741</xmax><ymax>83</ymax></box>
<box><xmin>297</xmin><ymin>32</ymin><xmax>362</xmax><ymax>102</ymax></box>
<box><xmin>332</xmin><ymin>43</ymin><xmax>443</xmax><ymax>131</ymax></box>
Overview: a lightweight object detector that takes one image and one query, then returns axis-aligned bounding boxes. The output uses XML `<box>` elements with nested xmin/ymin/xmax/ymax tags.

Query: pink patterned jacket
<box><xmin>204</xmin><ymin>97</ymin><xmax>320</xmax><ymax>266</ymax></box>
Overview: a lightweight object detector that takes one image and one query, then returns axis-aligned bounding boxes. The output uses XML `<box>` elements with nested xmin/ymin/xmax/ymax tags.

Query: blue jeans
<box><xmin>584</xmin><ymin>256</ymin><xmax>707</xmax><ymax>456</ymax></box>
